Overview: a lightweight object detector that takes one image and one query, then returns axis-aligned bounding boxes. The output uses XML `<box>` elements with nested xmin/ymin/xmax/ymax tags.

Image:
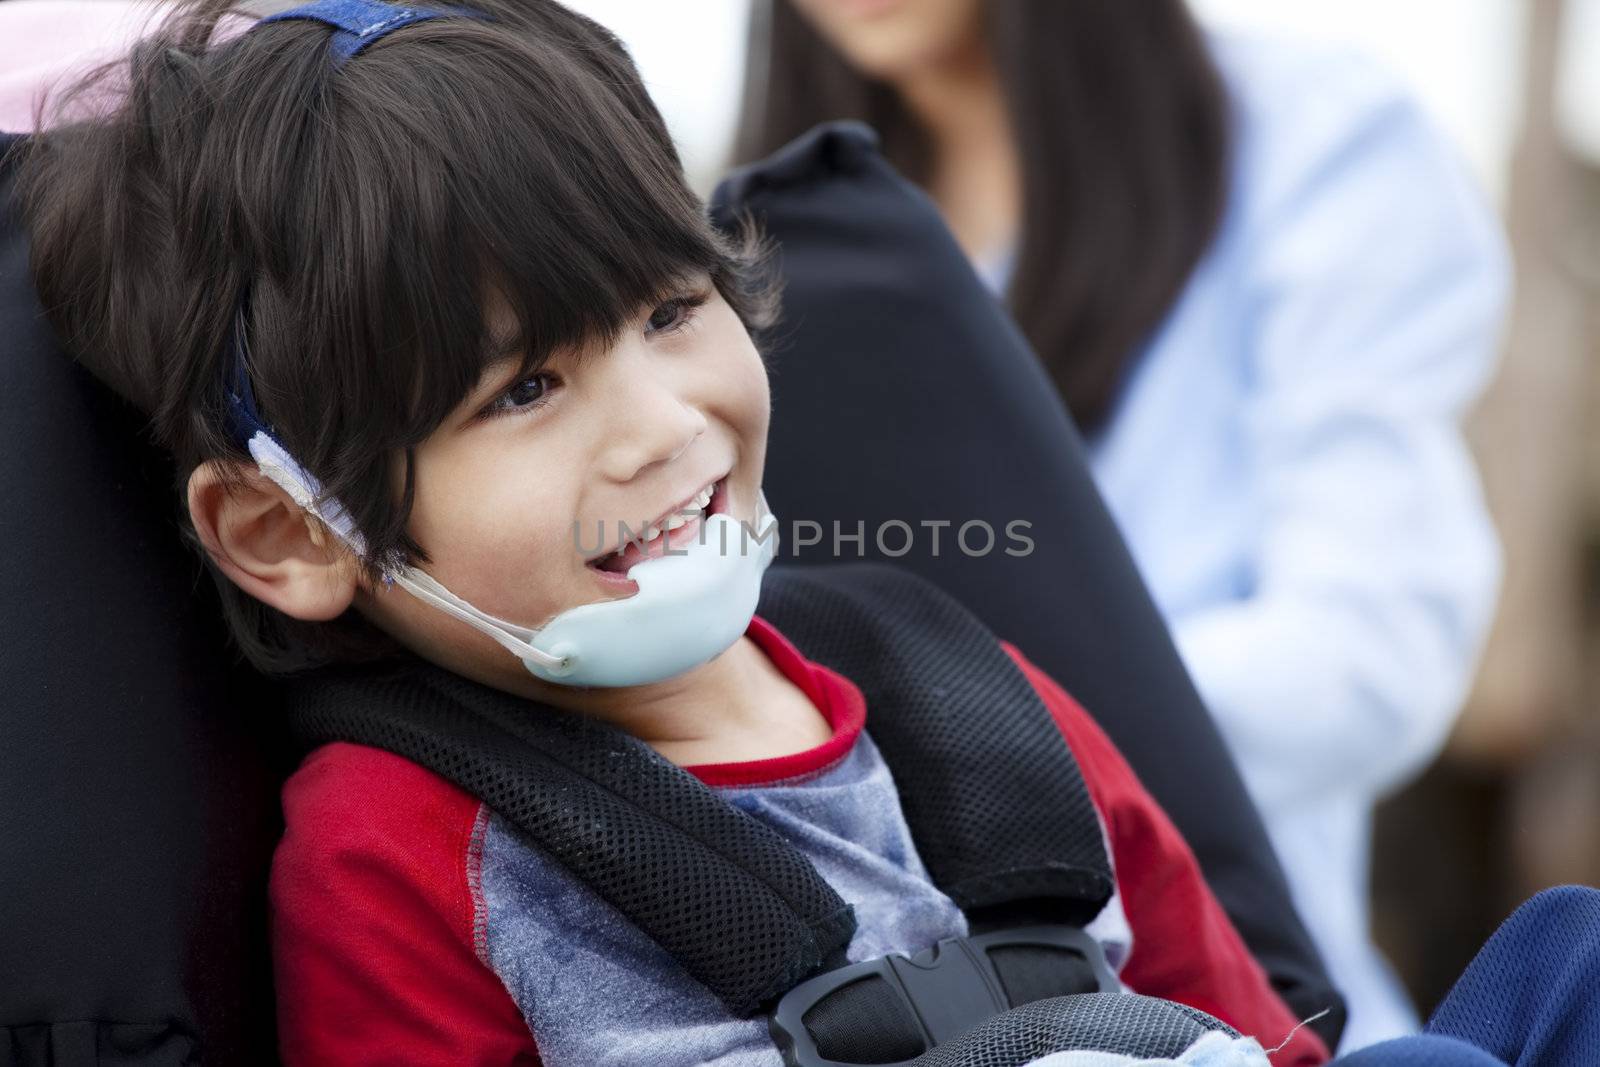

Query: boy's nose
<box><xmin>598</xmin><ymin>381</ymin><xmax>709</xmax><ymax>485</ymax></box>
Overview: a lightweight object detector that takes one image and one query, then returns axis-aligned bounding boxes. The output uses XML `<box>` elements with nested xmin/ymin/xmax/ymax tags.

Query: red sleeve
<box><xmin>1001</xmin><ymin>643</ymin><xmax>1331</xmax><ymax>1067</ymax></box>
<box><xmin>270</xmin><ymin>741</ymin><xmax>540</xmax><ymax>1066</ymax></box>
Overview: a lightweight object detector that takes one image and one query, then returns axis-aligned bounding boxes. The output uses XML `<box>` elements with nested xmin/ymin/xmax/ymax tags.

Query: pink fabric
<box><xmin>0</xmin><ymin>0</ymin><xmax>159</xmax><ymax>132</ymax></box>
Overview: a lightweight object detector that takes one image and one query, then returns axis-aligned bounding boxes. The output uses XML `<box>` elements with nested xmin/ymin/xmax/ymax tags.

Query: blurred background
<box><xmin>0</xmin><ymin>0</ymin><xmax>1592</xmax><ymax>1034</ymax></box>
<box><xmin>569</xmin><ymin>0</ymin><xmax>1600</xmax><ymax>1020</ymax></box>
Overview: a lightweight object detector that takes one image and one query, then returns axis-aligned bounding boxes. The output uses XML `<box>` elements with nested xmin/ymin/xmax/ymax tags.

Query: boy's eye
<box><xmin>484</xmin><ymin>371</ymin><xmax>559</xmax><ymax>419</ymax></box>
<box><xmin>645</xmin><ymin>290</ymin><xmax>709</xmax><ymax>336</ymax></box>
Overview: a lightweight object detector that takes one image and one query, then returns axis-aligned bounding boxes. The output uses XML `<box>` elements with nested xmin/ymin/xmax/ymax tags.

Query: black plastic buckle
<box><xmin>769</xmin><ymin>924</ymin><xmax>1119</xmax><ymax>1067</ymax></box>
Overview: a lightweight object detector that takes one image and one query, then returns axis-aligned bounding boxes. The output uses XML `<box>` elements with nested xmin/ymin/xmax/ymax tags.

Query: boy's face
<box><xmin>355</xmin><ymin>273</ymin><xmax>771</xmax><ymax>699</ymax></box>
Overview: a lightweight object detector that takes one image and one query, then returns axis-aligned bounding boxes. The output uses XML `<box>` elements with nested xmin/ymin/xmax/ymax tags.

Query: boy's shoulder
<box><xmin>271</xmin><ymin>751</ymin><xmax>539</xmax><ymax>1062</ymax></box>
<box><xmin>272</xmin><ymin>740</ymin><xmax>485</xmax><ymax>941</ymax></box>
<box><xmin>279</xmin><ymin>740</ymin><xmax>482</xmax><ymax>845</ymax></box>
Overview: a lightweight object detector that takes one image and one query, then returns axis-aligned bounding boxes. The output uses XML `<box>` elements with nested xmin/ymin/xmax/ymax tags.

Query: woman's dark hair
<box><xmin>19</xmin><ymin>0</ymin><xmax>777</xmax><ymax>674</ymax></box>
<box><xmin>734</xmin><ymin>0</ymin><xmax>1230</xmax><ymax>431</ymax></box>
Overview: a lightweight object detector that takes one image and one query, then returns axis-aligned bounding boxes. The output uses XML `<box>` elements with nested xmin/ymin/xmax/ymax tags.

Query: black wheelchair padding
<box><xmin>287</xmin><ymin>563</ymin><xmax>1114</xmax><ymax>1023</ymax></box>
<box><xmin>772</xmin><ymin>925</ymin><xmax>1120</xmax><ymax>1067</ymax></box>
<box><xmin>1</xmin><ymin>136</ymin><xmax>286</xmax><ymax>1063</ymax></box>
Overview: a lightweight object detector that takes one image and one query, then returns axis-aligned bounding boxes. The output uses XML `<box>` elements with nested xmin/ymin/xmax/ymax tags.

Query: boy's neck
<box><xmin>549</xmin><ymin>634</ymin><xmax>834</xmax><ymax>768</ymax></box>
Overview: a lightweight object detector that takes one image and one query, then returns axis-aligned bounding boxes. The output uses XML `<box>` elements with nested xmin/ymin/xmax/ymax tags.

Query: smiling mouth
<box><xmin>586</xmin><ymin>479</ymin><xmax>727</xmax><ymax>578</ymax></box>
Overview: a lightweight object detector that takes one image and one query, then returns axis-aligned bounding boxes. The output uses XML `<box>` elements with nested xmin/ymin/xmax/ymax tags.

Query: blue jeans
<box><xmin>1336</xmin><ymin>886</ymin><xmax>1600</xmax><ymax>1066</ymax></box>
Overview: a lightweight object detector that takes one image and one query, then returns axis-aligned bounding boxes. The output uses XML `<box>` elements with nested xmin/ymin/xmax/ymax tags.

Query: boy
<box><xmin>17</xmin><ymin>1</ymin><xmax>1327</xmax><ymax>1063</ymax></box>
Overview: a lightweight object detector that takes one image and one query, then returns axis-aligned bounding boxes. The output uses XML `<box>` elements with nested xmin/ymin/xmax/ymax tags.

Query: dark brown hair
<box><xmin>734</xmin><ymin>0</ymin><xmax>1230</xmax><ymax>431</ymax></box>
<box><xmin>19</xmin><ymin>0</ymin><xmax>776</xmax><ymax>674</ymax></box>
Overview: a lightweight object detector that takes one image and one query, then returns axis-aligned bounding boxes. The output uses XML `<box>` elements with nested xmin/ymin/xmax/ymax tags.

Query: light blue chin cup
<box><xmin>524</xmin><ymin>509</ymin><xmax>779</xmax><ymax>687</ymax></box>
<box><xmin>389</xmin><ymin>501</ymin><xmax>780</xmax><ymax>689</ymax></box>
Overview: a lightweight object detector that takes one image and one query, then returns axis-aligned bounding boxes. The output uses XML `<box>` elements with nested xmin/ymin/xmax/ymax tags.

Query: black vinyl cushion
<box><xmin>711</xmin><ymin>121</ymin><xmax>1344</xmax><ymax>1047</ymax></box>
<box><xmin>0</xmin><ymin>136</ymin><xmax>287</xmax><ymax>1063</ymax></box>
<box><xmin>0</xmin><ymin>115</ymin><xmax>1342</xmax><ymax>1063</ymax></box>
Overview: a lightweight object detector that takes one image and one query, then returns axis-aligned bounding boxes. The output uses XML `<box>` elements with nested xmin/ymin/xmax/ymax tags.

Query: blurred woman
<box><xmin>736</xmin><ymin>0</ymin><xmax>1508</xmax><ymax>1050</ymax></box>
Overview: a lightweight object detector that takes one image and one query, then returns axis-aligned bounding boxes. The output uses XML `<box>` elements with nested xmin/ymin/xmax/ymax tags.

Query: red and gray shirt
<box><xmin>270</xmin><ymin>617</ymin><xmax>1329</xmax><ymax>1066</ymax></box>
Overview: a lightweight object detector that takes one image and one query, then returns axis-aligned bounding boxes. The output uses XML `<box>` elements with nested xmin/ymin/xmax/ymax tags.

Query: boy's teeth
<box><xmin>641</xmin><ymin>484</ymin><xmax>716</xmax><ymax>540</ymax></box>
<box><xmin>661</xmin><ymin>509</ymin><xmax>696</xmax><ymax>533</ymax></box>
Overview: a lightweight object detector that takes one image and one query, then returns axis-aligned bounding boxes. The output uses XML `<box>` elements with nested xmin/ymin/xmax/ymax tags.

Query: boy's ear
<box><xmin>186</xmin><ymin>460</ymin><xmax>359</xmax><ymax>622</ymax></box>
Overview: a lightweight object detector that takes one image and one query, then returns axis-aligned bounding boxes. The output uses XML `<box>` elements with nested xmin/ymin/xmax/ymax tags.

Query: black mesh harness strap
<box><xmin>286</xmin><ymin>563</ymin><xmax>1114</xmax><ymax>1027</ymax></box>
<box><xmin>755</xmin><ymin>564</ymin><xmax>1114</xmax><ymax>924</ymax></box>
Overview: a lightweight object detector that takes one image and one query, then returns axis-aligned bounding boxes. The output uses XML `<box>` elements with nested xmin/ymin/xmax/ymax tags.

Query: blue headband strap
<box><xmin>221</xmin><ymin>2</ymin><xmax>487</xmax><ymax>559</ymax></box>
<box><xmin>221</xmin><ymin>297</ymin><xmax>267</xmax><ymax>448</ymax></box>
<box><xmin>256</xmin><ymin>0</ymin><xmax>463</xmax><ymax>65</ymax></box>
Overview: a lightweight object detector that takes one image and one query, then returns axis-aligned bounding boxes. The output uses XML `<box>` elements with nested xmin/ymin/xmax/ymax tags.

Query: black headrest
<box><xmin>0</xmin><ymin>120</ymin><xmax>1341</xmax><ymax>1061</ymax></box>
<box><xmin>0</xmin><ymin>135</ymin><xmax>286</xmax><ymax>1064</ymax></box>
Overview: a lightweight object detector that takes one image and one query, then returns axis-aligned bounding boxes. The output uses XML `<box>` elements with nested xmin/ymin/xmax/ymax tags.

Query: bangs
<box><xmin>329</xmin><ymin>15</ymin><xmax>732</xmax><ymax>420</ymax></box>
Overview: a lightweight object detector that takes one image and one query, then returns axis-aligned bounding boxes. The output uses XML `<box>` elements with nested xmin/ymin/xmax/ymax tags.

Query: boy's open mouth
<box><xmin>586</xmin><ymin>479</ymin><xmax>727</xmax><ymax>580</ymax></box>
